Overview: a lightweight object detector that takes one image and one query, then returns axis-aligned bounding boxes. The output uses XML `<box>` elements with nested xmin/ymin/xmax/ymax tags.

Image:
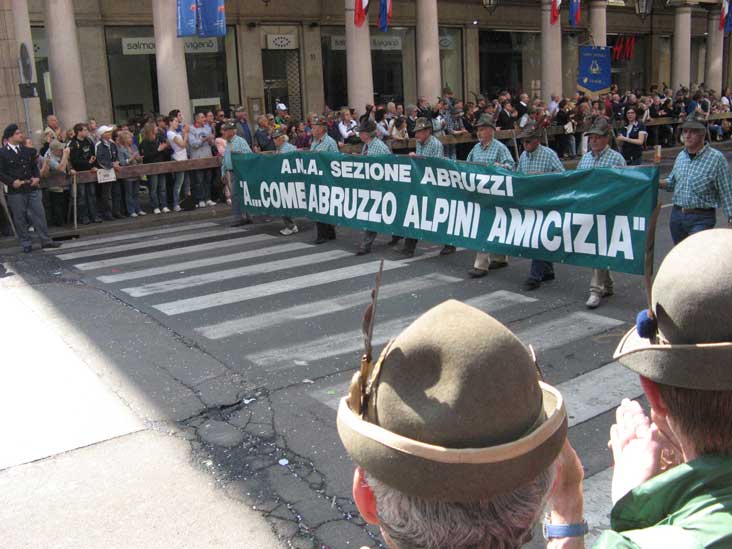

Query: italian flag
<box><xmin>355</xmin><ymin>0</ymin><xmax>370</xmax><ymax>27</ymax></box>
<box><xmin>551</xmin><ymin>0</ymin><xmax>561</xmax><ymax>25</ymax></box>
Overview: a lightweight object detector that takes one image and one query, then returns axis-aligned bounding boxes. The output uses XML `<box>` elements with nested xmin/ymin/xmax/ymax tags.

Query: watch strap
<box><xmin>543</xmin><ymin>520</ymin><xmax>589</xmax><ymax>539</ymax></box>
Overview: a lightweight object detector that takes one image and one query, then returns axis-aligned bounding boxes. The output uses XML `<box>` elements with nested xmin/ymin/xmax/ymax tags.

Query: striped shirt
<box><xmin>362</xmin><ymin>137</ymin><xmax>392</xmax><ymax>157</ymax></box>
<box><xmin>310</xmin><ymin>134</ymin><xmax>339</xmax><ymax>153</ymax></box>
<box><xmin>416</xmin><ymin>135</ymin><xmax>444</xmax><ymax>158</ymax></box>
<box><xmin>466</xmin><ymin>139</ymin><xmax>515</xmax><ymax>170</ymax></box>
<box><xmin>518</xmin><ymin>145</ymin><xmax>565</xmax><ymax>174</ymax></box>
<box><xmin>666</xmin><ymin>145</ymin><xmax>732</xmax><ymax>217</ymax></box>
<box><xmin>577</xmin><ymin>146</ymin><xmax>626</xmax><ymax>169</ymax></box>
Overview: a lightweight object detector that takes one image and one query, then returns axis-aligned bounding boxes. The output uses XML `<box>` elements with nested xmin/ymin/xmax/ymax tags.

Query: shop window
<box><xmin>479</xmin><ymin>31</ymin><xmax>540</xmax><ymax>98</ymax></box>
<box><xmin>104</xmin><ymin>26</ymin><xmax>235</xmax><ymax>123</ymax></box>
<box><xmin>31</xmin><ymin>27</ymin><xmax>51</xmax><ymax>120</ymax></box>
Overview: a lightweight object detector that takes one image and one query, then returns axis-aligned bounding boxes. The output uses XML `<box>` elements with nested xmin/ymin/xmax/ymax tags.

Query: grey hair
<box><xmin>366</xmin><ymin>465</ymin><xmax>555</xmax><ymax>549</ymax></box>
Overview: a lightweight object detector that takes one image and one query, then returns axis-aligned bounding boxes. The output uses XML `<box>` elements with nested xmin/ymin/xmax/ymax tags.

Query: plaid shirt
<box><xmin>416</xmin><ymin>135</ymin><xmax>444</xmax><ymax>158</ymax></box>
<box><xmin>666</xmin><ymin>145</ymin><xmax>732</xmax><ymax>217</ymax></box>
<box><xmin>277</xmin><ymin>142</ymin><xmax>297</xmax><ymax>154</ymax></box>
<box><xmin>310</xmin><ymin>134</ymin><xmax>339</xmax><ymax>153</ymax></box>
<box><xmin>446</xmin><ymin>115</ymin><xmax>464</xmax><ymax>134</ymax></box>
<box><xmin>518</xmin><ymin>145</ymin><xmax>565</xmax><ymax>174</ymax></box>
<box><xmin>362</xmin><ymin>137</ymin><xmax>392</xmax><ymax>157</ymax></box>
<box><xmin>466</xmin><ymin>139</ymin><xmax>515</xmax><ymax>170</ymax></box>
<box><xmin>577</xmin><ymin>146</ymin><xmax>626</xmax><ymax>169</ymax></box>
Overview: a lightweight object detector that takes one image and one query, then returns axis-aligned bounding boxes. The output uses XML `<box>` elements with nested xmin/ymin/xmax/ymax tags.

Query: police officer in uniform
<box><xmin>0</xmin><ymin>124</ymin><xmax>61</xmax><ymax>252</ymax></box>
<box><xmin>310</xmin><ymin>115</ymin><xmax>339</xmax><ymax>244</ymax></box>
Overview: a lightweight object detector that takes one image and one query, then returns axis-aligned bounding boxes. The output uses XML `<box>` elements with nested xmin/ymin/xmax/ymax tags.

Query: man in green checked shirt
<box><xmin>388</xmin><ymin>117</ymin><xmax>456</xmax><ymax>257</ymax></box>
<box><xmin>518</xmin><ymin>122</ymin><xmax>565</xmax><ymax>291</ymax></box>
<box><xmin>356</xmin><ymin>120</ymin><xmax>393</xmax><ymax>256</ymax></box>
<box><xmin>273</xmin><ymin>128</ymin><xmax>299</xmax><ymax>236</ymax></box>
<box><xmin>310</xmin><ymin>115</ymin><xmax>340</xmax><ymax>244</ymax></box>
<box><xmin>466</xmin><ymin>114</ymin><xmax>516</xmax><ymax>278</ymax></box>
<box><xmin>660</xmin><ymin>113</ymin><xmax>732</xmax><ymax>245</ymax></box>
<box><xmin>577</xmin><ymin>117</ymin><xmax>626</xmax><ymax>309</ymax></box>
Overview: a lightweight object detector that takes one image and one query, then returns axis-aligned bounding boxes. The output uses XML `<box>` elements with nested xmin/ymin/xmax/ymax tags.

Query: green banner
<box><xmin>232</xmin><ymin>151</ymin><xmax>659</xmax><ymax>275</ymax></box>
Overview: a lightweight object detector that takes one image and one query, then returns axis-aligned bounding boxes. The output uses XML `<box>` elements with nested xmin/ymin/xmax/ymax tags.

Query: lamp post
<box><xmin>482</xmin><ymin>0</ymin><xmax>499</xmax><ymax>15</ymax></box>
<box><xmin>635</xmin><ymin>0</ymin><xmax>653</xmax><ymax>20</ymax></box>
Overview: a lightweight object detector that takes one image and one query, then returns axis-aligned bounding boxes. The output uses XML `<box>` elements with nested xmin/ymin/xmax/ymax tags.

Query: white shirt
<box><xmin>8</xmin><ymin>144</ymin><xmax>19</xmax><ymax>154</ymax></box>
<box><xmin>166</xmin><ymin>130</ymin><xmax>188</xmax><ymax>161</ymax></box>
<box><xmin>338</xmin><ymin>120</ymin><xmax>357</xmax><ymax>140</ymax></box>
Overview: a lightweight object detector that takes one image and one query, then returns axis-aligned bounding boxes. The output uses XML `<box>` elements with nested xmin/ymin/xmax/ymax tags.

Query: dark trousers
<box><xmin>670</xmin><ymin>206</ymin><xmax>716</xmax><ymax>245</ymax></box>
<box><xmin>529</xmin><ymin>260</ymin><xmax>554</xmax><ymax>282</ymax></box>
<box><xmin>192</xmin><ymin>168</ymin><xmax>212</xmax><ymax>203</ymax></box>
<box><xmin>77</xmin><ymin>181</ymin><xmax>98</xmax><ymax>222</ymax></box>
<box><xmin>97</xmin><ymin>181</ymin><xmax>123</xmax><ymax>217</ymax></box>
<box><xmin>7</xmin><ymin>189</ymin><xmax>52</xmax><ymax>248</ymax></box>
<box><xmin>48</xmin><ymin>190</ymin><xmax>68</xmax><ymax>226</ymax></box>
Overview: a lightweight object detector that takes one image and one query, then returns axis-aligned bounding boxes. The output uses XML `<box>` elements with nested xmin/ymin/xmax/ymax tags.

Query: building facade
<box><xmin>1</xmin><ymin>0</ymin><xmax>730</xmax><ymax>138</ymax></box>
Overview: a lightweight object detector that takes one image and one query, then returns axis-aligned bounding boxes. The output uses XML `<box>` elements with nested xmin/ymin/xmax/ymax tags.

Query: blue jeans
<box><xmin>669</xmin><ymin>206</ymin><xmax>716</xmax><ymax>245</ymax></box>
<box><xmin>124</xmin><ymin>179</ymin><xmax>140</xmax><ymax>214</ymax></box>
<box><xmin>191</xmin><ymin>168</ymin><xmax>211</xmax><ymax>203</ymax></box>
<box><xmin>147</xmin><ymin>174</ymin><xmax>167</xmax><ymax>210</ymax></box>
<box><xmin>172</xmin><ymin>171</ymin><xmax>186</xmax><ymax>208</ymax></box>
<box><xmin>529</xmin><ymin>259</ymin><xmax>554</xmax><ymax>282</ymax></box>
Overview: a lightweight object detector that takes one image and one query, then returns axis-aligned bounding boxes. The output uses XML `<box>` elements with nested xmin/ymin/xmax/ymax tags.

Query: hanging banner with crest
<box><xmin>232</xmin><ymin>151</ymin><xmax>659</xmax><ymax>275</ymax></box>
<box><xmin>577</xmin><ymin>46</ymin><xmax>611</xmax><ymax>97</ymax></box>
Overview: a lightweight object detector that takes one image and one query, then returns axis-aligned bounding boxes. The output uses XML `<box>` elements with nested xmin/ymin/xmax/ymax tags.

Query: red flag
<box><xmin>355</xmin><ymin>0</ymin><xmax>370</xmax><ymax>27</ymax></box>
<box><xmin>612</xmin><ymin>36</ymin><xmax>624</xmax><ymax>62</ymax></box>
<box><xmin>624</xmin><ymin>35</ymin><xmax>635</xmax><ymax>60</ymax></box>
<box><xmin>550</xmin><ymin>0</ymin><xmax>561</xmax><ymax>24</ymax></box>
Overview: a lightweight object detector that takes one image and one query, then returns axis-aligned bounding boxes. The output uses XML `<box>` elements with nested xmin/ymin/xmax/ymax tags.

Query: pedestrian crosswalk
<box><xmin>46</xmin><ymin>220</ymin><xmax>642</xmax><ymax>543</ymax></box>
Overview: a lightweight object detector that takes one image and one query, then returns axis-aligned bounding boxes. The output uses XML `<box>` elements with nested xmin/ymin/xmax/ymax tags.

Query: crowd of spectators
<box><xmin>4</xmin><ymin>82</ymin><xmax>730</xmax><ymax>230</ymax></box>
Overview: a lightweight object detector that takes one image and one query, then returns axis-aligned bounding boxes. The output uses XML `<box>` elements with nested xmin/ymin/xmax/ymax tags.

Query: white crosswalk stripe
<box><xmin>122</xmin><ymin>249</ymin><xmax>354</xmax><ymax>297</ymax></box>
<box><xmin>153</xmin><ymin>260</ymin><xmax>409</xmax><ymax>316</ymax></box>
<box><xmin>97</xmin><ymin>241</ymin><xmax>313</xmax><ymax>284</ymax></box>
<box><xmin>73</xmin><ymin>233</ymin><xmax>275</xmax><ymax>271</ymax></box>
<box><xmin>195</xmin><ymin>273</ymin><xmax>463</xmax><ymax>340</ymax></box>
<box><xmin>246</xmin><ymin>291</ymin><xmax>538</xmax><ymax>369</ymax></box>
<box><xmin>57</xmin><ymin>227</ymin><xmax>248</xmax><ymax>261</ymax></box>
<box><xmin>45</xmin><ymin>222</ymin><xmax>219</xmax><ymax>251</ymax></box>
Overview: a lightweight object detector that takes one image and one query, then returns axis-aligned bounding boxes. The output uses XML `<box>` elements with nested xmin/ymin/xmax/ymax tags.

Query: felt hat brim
<box><xmin>337</xmin><ymin>382</ymin><xmax>567</xmax><ymax>502</ymax></box>
<box><xmin>679</xmin><ymin>120</ymin><xmax>706</xmax><ymax>131</ymax></box>
<box><xmin>613</xmin><ymin>327</ymin><xmax>732</xmax><ymax>390</ymax></box>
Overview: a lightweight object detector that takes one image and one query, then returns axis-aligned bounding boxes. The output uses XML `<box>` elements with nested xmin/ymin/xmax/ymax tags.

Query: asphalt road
<box><xmin>2</xmin><ymin>159</ymin><xmax>729</xmax><ymax>548</ymax></box>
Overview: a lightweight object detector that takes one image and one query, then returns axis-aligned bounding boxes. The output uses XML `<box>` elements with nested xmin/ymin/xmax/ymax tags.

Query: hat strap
<box><xmin>338</xmin><ymin>382</ymin><xmax>566</xmax><ymax>465</ymax></box>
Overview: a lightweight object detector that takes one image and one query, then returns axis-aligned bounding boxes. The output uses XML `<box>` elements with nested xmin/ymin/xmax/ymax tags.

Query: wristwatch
<box><xmin>543</xmin><ymin>518</ymin><xmax>589</xmax><ymax>540</ymax></box>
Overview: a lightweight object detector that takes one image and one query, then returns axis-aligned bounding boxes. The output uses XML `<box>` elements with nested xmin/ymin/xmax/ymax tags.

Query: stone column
<box><xmin>705</xmin><ymin>10</ymin><xmax>724</xmax><ymax>94</ymax></box>
<box><xmin>672</xmin><ymin>5</ymin><xmax>692</xmax><ymax>90</ymax></box>
<box><xmin>464</xmin><ymin>27</ymin><xmax>480</xmax><ymax>99</ymax></box>
<box><xmin>725</xmin><ymin>34</ymin><xmax>732</xmax><ymax>91</ymax></box>
<box><xmin>152</xmin><ymin>0</ymin><xmax>191</xmax><ymax>123</ymax></box>
<box><xmin>11</xmin><ymin>0</ymin><xmax>43</xmax><ymax>138</ymax></box>
<box><xmin>541</xmin><ymin>0</ymin><xmax>563</xmax><ymax>102</ymax></box>
<box><xmin>302</xmin><ymin>24</ymin><xmax>325</xmax><ymax>115</ymax></box>
<box><xmin>589</xmin><ymin>0</ymin><xmax>607</xmax><ymax>47</ymax></box>
<box><xmin>345</xmin><ymin>0</ymin><xmax>374</xmax><ymax>115</ymax></box>
<box><xmin>44</xmin><ymin>0</ymin><xmax>87</xmax><ymax>130</ymax></box>
<box><xmin>416</xmin><ymin>0</ymin><xmax>441</xmax><ymax>100</ymax></box>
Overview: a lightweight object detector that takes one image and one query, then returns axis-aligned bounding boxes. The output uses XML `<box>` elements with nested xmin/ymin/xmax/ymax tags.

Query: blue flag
<box><xmin>378</xmin><ymin>0</ymin><xmax>392</xmax><ymax>32</ymax></box>
<box><xmin>177</xmin><ymin>0</ymin><xmax>198</xmax><ymax>37</ymax></box>
<box><xmin>197</xmin><ymin>0</ymin><xmax>226</xmax><ymax>37</ymax></box>
<box><xmin>727</xmin><ymin>0</ymin><xmax>732</xmax><ymax>33</ymax></box>
<box><xmin>569</xmin><ymin>0</ymin><xmax>581</xmax><ymax>28</ymax></box>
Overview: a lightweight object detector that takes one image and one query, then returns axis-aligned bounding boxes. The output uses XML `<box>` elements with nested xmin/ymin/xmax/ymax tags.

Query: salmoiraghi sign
<box><xmin>232</xmin><ymin>151</ymin><xmax>659</xmax><ymax>275</ymax></box>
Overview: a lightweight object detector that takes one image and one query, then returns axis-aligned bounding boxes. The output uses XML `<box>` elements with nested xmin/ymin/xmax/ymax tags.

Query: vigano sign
<box><xmin>232</xmin><ymin>151</ymin><xmax>659</xmax><ymax>275</ymax></box>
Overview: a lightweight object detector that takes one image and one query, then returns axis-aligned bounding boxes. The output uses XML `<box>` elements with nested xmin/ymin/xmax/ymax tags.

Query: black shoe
<box><xmin>467</xmin><ymin>268</ymin><xmax>488</xmax><ymax>278</ymax></box>
<box><xmin>93</xmin><ymin>217</ymin><xmax>103</xmax><ymax>223</ymax></box>
<box><xmin>42</xmin><ymin>241</ymin><xmax>62</xmax><ymax>249</ymax></box>
<box><xmin>22</xmin><ymin>245</ymin><xmax>32</xmax><ymax>253</ymax></box>
<box><xmin>523</xmin><ymin>278</ymin><xmax>541</xmax><ymax>291</ymax></box>
<box><xmin>356</xmin><ymin>246</ymin><xmax>371</xmax><ymax>256</ymax></box>
<box><xmin>542</xmin><ymin>273</ymin><xmax>555</xmax><ymax>282</ymax></box>
<box><xmin>400</xmin><ymin>247</ymin><xmax>415</xmax><ymax>258</ymax></box>
<box><xmin>103</xmin><ymin>213</ymin><xmax>114</xmax><ymax>221</ymax></box>
<box><xmin>386</xmin><ymin>236</ymin><xmax>401</xmax><ymax>247</ymax></box>
<box><xmin>488</xmin><ymin>261</ymin><xmax>509</xmax><ymax>270</ymax></box>
<box><xmin>113</xmin><ymin>213</ymin><xmax>124</xmax><ymax>219</ymax></box>
<box><xmin>439</xmin><ymin>245</ymin><xmax>456</xmax><ymax>256</ymax></box>
<box><xmin>314</xmin><ymin>237</ymin><xmax>329</xmax><ymax>245</ymax></box>
<box><xmin>230</xmin><ymin>219</ymin><xmax>253</xmax><ymax>227</ymax></box>
<box><xmin>81</xmin><ymin>218</ymin><xmax>91</xmax><ymax>225</ymax></box>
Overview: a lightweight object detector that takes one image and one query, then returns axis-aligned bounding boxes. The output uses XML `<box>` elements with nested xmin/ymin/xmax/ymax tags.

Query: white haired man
<box><xmin>338</xmin><ymin>299</ymin><xmax>587</xmax><ymax>548</ymax></box>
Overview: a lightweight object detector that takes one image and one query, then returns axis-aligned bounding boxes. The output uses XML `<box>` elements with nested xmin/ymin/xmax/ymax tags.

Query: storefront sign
<box><xmin>330</xmin><ymin>35</ymin><xmax>402</xmax><ymax>51</ymax></box>
<box><xmin>577</xmin><ymin>46</ymin><xmax>611</xmax><ymax>96</ymax></box>
<box><xmin>232</xmin><ymin>152</ymin><xmax>659</xmax><ymax>275</ymax></box>
<box><xmin>266</xmin><ymin>34</ymin><xmax>299</xmax><ymax>50</ymax></box>
<box><xmin>121</xmin><ymin>37</ymin><xmax>219</xmax><ymax>55</ymax></box>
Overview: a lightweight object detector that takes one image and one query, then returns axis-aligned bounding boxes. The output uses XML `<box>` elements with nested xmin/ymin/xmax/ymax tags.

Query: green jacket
<box><xmin>593</xmin><ymin>455</ymin><xmax>732</xmax><ymax>548</ymax></box>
